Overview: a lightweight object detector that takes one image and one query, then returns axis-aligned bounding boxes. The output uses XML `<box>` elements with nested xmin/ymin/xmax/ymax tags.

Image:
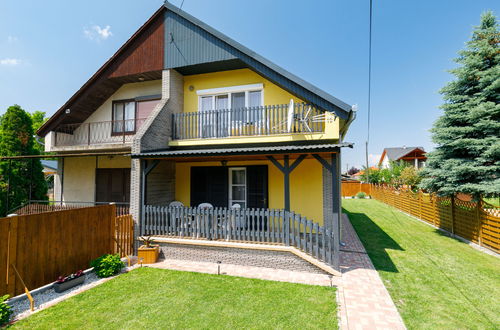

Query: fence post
<box><xmin>450</xmin><ymin>197</ymin><xmax>455</xmax><ymax>235</ymax></box>
<box><xmin>477</xmin><ymin>199</ymin><xmax>483</xmax><ymax>247</ymax></box>
<box><xmin>6</xmin><ymin>214</ymin><xmax>18</xmax><ymax>296</ymax></box>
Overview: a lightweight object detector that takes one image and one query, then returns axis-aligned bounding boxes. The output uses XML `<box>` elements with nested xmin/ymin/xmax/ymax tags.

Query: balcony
<box><xmin>171</xmin><ymin>103</ymin><xmax>336</xmax><ymax>145</ymax></box>
<box><xmin>51</xmin><ymin>118</ymin><xmax>146</xmax><ymax>149</ymax></box>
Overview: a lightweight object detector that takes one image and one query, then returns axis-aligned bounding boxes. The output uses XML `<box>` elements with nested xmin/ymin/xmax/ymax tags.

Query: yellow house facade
<box><xmin>36</xmin><ymin>2</ymin><xmax>355</xmax><ymax>270</ymax></box>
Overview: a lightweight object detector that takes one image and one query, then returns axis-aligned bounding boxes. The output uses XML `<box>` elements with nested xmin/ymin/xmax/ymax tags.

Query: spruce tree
<box><xmin>0</xmin><ymin>105</ymin><xmax>48</xmax><ymax>215</ymax></box>
<box><xmin>420</xmin><ymin>11</ymin><xmax>500</xmax><ymax>198</ymax></box>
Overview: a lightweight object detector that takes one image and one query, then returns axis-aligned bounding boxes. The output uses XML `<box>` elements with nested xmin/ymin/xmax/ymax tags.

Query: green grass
<box><xmin>13</xmin><ymin>268</ymin><xmax>337</xmax><ymax>329</ymax></box>
<box><xmin>483</xmin><ymin>197</ymin><xmax>500</xmax><ymax>207</ymax></box>
<box><xmin>343</xmin><ymin>199</ymin><xmax>500</xmax><ymax>330</ymax></box>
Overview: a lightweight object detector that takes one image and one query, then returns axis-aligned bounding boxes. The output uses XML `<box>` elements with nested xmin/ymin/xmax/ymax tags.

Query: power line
<box><xmin>365</xmin><ymin>0</ymin><xmax>373</xmax><ymax>179</ymax></box>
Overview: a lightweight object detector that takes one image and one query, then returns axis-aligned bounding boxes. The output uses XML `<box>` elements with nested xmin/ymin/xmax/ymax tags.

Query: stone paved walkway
<box><xmin>149</xmin><ymin>214</ymin><xmax>406</xmax><ymax>329</ymax></box>
<box><xmin>339</xmin><ymin>214</ymin><xmax>406</xmax><ymax>330</ymax></box>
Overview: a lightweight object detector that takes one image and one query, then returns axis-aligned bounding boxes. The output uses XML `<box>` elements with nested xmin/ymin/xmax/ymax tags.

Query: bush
<box><xmin>90</xmin><ymin>254</ymin><xmax>124</xmax><ymax>278</ymax></box>
<box><xmin>0</xmin><ymin>295</ymin><xmax>12</xmax><ymax>326</ymax></box>
<box><xmin>356</xmin><ymin>192</ymin><xmax>367</xmax><ymax>199</ymax></box>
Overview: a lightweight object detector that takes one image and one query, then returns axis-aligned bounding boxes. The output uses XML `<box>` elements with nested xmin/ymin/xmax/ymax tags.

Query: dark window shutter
<box><xmin>190</xmin><ymin>167</ymin><xmax>228</xmax><ymax>207</ymax></box>
<box><xmin>247</xmin><ymin>165</ymin><xmax>268</xmax><ymax>209</ymax></box>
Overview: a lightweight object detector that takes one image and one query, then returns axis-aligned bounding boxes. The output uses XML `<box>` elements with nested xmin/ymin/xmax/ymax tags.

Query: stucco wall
<box><xmin>59</xmin><ymin>155</ymin><xmax>131</xmax><ymax>202</ymax></box>
<box><xmin>84</xmin><ymin>80</ymin><xmax>162</xmax><ymax>124</ymax></box>
<box><xmin>174</xmin><ymin>158</ymin><xmax>324</xmax><ymax>224</ymax></box>
<box><xmin>183</xmin><ymin>68</ymin><xmax>303</xmax><ymax>113</ymax></box>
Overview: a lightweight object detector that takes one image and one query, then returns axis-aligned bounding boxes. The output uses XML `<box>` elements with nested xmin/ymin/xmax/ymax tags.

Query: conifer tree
<box><xmin>420</xmin><ymin>11</ymin><xmax>500</xmax><ymax>198</ymax></box>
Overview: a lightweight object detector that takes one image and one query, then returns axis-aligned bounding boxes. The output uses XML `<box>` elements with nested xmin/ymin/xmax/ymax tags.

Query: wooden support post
<box><xmin>267</xmin><ymin>155</ymin><xmax>306</xmax><ymax>211</ymax></box>
<box><xmin>6</xmin><ymin>159</ymin><xmax>11</xmax><ymax>214</ymax></box>
<box><xmin>477</xmin><ymin>199</ymin><xmax>483</xmax><ymax>247</ymax></box>
<box><xmin>29</xmin><ymin>158</ymin><xmax>33</xmax><ymax>201</ymax></box>
<box><xmin>450</xmin><ymin>196</ymin><xmax>455</xmax><ymax>235</ymax></box>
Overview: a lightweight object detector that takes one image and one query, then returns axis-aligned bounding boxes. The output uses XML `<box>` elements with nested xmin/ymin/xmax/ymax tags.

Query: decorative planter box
<box><xmin>138</xmin><ymin>245</ymin><xmax>159</xmax><ymax>264</ymax></box>
<box><xmin>53</xmin><ymin>274</ymin><xmax>86</xmax><ymax>293</ymax></box>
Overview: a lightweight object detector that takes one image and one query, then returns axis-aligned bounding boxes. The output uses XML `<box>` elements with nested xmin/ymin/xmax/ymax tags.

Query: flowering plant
<box><xmin>56</xmin><ymin>270</ymin><xmax>84</xmax><ymax>284</ymax></box>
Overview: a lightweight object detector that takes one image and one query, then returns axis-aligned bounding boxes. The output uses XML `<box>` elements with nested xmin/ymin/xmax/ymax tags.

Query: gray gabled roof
<box><xmin>384</xmin><ymin>147</ymin><xmax>425</xmax><ymax>161</ymax></box>
<box><xmin>163</xmin><ymin>1</ymin><xmax>353</xmax><ymax>120</ymax></box>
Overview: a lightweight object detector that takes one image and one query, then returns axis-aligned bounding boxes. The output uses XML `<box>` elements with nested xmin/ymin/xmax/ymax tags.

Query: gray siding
<box><xmin>165</xmin><ymin>10</ymin><xmax>237</xmax><ymax>69</ymax></box>
<box><xmin>163</xmin><ymin>8</ymin><xmax>350</xmax><ymax>119</ymax></box>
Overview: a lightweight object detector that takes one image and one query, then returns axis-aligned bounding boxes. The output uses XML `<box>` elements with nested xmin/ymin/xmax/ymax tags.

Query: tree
<box><xmin>347</xmin><ymin>166</ymin><xmax>360</xmax><ymax>176</ymax></box>
<box><xmin>29</xmin><ymin>111</ymin><xmax>48</xmax><ymax>155</ymax></box>
<box><xmin>0</xmin><ymin>105</ymin><xmax>48</xmax><ymax>215</ymax></box>
<box><xmin>420</xmin><ymin>11</ymin><xmax>500</xmax><ymax>198</ymax></box>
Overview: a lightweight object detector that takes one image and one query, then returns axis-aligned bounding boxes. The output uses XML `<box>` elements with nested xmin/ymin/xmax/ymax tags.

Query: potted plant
<box><xmin>53</xmin><ymin>270</ymin><xmax>85</xmax><ymax>293</ymax></box>
<box><xmin>138</xmin><ymin>236</ymin><xmax>159</xmax><ymax>264</ymax></box>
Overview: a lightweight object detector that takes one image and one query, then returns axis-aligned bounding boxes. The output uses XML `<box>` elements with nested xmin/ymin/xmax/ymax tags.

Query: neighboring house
<box><xmin>352</xmin><ymin>167</ymin><xmax>378</xmax><ymax>181</ymax></box>
<box><xmin>36</xmin><ymin>3</ymin><xmax>355</xmax><ymax>269</ymax></box>
<box><xmin>41</xmin><ymin>160</ymin><xmax>58</xmax><ymax>200</ymax></box>
<box><xmin>378</xmin><ymin>147</ymin><xmax>426</xmax><ymax>169</ymax></box>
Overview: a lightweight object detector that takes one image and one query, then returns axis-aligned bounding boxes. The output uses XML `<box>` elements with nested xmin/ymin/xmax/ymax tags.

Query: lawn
<box><xmin>343</xmin><ymin>199</ymin><xmax>500</xmax><ymax>330</ymax></box>
<box><xmin>13</xmin><ymin>267</ymin><xmax>337</xmax><ymax>329</ymax></box>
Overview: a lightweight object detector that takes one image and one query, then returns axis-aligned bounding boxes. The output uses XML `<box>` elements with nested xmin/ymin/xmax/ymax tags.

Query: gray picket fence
<box><xmin>142</xmin><ymin>205</ymin><xmax>336</xmax><ymax>268</ymax></box>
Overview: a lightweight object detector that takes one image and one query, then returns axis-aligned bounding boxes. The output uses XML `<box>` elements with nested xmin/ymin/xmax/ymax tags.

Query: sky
<box><xmin>1</xmin><ymin>0</ymin><xmax>499</xmax><ymax>171</ymax></box>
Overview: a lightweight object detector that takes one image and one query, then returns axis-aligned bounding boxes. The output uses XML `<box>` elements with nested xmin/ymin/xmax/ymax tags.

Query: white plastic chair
<box><xmin>169</xmin><ymin>201</ymin><xmax>184</xmax><ymax>208</ymax></box>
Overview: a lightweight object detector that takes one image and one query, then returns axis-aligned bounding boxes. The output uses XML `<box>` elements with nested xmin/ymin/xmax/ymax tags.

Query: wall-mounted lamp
<box><xmin>221</xmin><ymin>160</ymin><xmax>228</xmax><ymax>167</ymax></box>
<box><xmin>65</xmin><ymin>109</ymin><xmax>71</xmax><ymax>114</ymax></box>
<box><xmin>188</xmin><ymin>85</ymin><xmax>195</xmax><ymax>91</ymax></box>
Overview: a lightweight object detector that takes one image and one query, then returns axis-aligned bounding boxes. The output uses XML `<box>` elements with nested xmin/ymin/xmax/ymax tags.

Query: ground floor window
<box><xmin>95</xmin><ymin>168</ymin><xmax>130</xmax><ymax>203</ymax></box>
<box><xmin>229</xmin><ymin>167</ymin><xmax>246</xmax><ymax>208</ymax></box>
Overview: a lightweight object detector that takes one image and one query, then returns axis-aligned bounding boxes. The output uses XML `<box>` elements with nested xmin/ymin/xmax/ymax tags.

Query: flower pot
<box><xmin>138</xmin><ymin>245</ymin><xmax>159</xmax><ymax>264</ymax></box>
<box><xmin>53</xmin><ymin>274</ymin><xmax>86</xmax><ymax>293</ymax></box>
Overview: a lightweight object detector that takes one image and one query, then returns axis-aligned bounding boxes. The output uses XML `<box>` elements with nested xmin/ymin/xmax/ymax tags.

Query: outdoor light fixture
<box><xmin>65</xmin><ymin>109</ymin><xmax>71</xmax><ymax>114</ymax></box>
<box><xmin>188</xmin><ymin>85</ymin><xmax>195</xmax><ymax>91</ymax></box>
<box><xmin>138</xmin><ymin>77</ymin><xmax>145</xmax><ymax>81</ymax></box>
<box><xmin>217</xmin><ymin>261</ymin><xmax>222</xmax><ymax>275</ymax></box>
<box><xmin>221</xmin><ymin>160</ymin><xmax>228</xmax><ymax>167</ymax></box>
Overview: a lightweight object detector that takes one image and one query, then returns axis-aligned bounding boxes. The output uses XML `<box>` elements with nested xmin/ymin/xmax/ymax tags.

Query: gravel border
<box><xmin>6</xmin><ymin>260</ymin><xmax>138</xmax><ymax>323</ymax></box>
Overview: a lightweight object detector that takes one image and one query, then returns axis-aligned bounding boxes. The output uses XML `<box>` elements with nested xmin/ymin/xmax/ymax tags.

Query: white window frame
<box><xmin>197</xmin><ymin>84</ymin><xmax>264</xmax><ymax>113</ymax></box>
<box><xmin>197</xmin><ymin>84</ymin><xmax>264</xmax><ymax>137</ymax></box>
<box><xmin>228</xmin><ymin>167</ymin><xmax>247</xmax><ymax>208</ymax></box>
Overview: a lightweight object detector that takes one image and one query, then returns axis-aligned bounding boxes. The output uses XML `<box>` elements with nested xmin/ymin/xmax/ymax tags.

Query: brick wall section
<box><xmin>159</xmin><ymin>243</ymin><xmax>328</xmax><ymax>274</ymax></box>
<box><xmin>130</xmin><ymin>69</ymin><xmax>184</xmax><ymax>239</ymax></box>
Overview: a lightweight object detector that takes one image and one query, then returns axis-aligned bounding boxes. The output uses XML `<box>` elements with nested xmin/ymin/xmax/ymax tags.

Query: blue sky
<box><xmin>0</xmin><ymin>0</ymin><xmax>498</xmax><ymax>170</ymax></box>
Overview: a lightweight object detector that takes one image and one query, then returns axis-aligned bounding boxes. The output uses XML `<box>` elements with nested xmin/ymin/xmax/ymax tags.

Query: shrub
<box><xmin>90</xmin><ymin>254</ymin><xmax>124</xmax><ymax>278</ymax></box>
<box><xmin>0</xmin><ymin>295</ymin><xmax>12</xmax><ymax>326</ymax></box>
<box><xmin>356</xmin><ymin>192</ymin><xmax>367</xmax><ymax>199</ymax></box>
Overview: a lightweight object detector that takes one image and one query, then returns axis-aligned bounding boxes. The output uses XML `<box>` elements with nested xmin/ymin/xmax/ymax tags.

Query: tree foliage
<box><xmin>29</xmin><ymin>111</ymin><xmax>47</xmax><ymax>155</ymax></box>
<box><xmin>0</xmin><ymin>105</ymin><xmax>48</xmax><ymax>215</ymax></box>
<box><xmin>420</xmin><ymin>11</ymin><xmax>500</xmax><ymax>197</ymax></box>
<box><xmin>347</xmin><ymin>166</ymin><xmax>360</xmax><ymax>176</ymax></box>
<box><xmin>361</xmin><ymin>161</ymin><xmax>422</xmax><ymax>189</ymax></box>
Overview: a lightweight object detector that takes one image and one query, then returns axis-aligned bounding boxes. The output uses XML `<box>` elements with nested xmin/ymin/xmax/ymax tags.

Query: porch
<box><xmin>134</xmin><ymin>143</ymin><xmax>351</xmax><ymax>271</ymax></box>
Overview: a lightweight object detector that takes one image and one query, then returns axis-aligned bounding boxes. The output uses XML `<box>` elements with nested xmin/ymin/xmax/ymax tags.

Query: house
<box><xmin>36</xmin><ymin>2</ymin><xmax>355</xmax><ymax>270</ymax></box>
<box><xmin>378</xmin><ymin>147</ymin><xmax>426</xmax><ymax>169</ymax></box>
<box><xmin>41</xmin><ymin>160</ymin><xmax>58</xmax><ymax>199</ymax></box>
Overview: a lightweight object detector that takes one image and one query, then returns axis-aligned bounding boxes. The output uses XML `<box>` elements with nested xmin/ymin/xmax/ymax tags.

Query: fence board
<box><xmin>370</xmin><ymin>184</ymin><xmax>500</xmax><ymax>253</ymax></box>
<box><xmin>0</xmin><ymin>205</ymin><xmax>134</xmax><ymax>297</ymax></box>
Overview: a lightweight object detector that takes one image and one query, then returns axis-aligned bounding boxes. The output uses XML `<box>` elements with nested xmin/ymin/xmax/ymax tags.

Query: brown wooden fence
<box><xmin>0</xmin><ymin>205</ymin><xmax>134</xmax><ymax>297</ymax></box>
<box><xmin>370</xmin><ymin>185</ymin><xmax>500</xmax><ymax>253</ymax></box>
<box><xmin>341</xmin><ymin>182</ymin><xmax>371</xmax><ymax>197</ymax></box>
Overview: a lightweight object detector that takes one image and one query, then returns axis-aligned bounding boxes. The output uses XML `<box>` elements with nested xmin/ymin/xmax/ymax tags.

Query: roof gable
<box><xmin>163</xmin><ymin>2</ymin><xmax>352</xmax><ymax>119</ymax></box>
<box><xmin>384</xmin><ymin>147</ymin><xmax>426</xmax><ymax>161</ymax></box>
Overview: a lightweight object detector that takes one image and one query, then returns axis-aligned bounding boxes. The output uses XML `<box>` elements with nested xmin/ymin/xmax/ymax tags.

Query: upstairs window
<box><xmin>112</xmin><ymin>100</ymin><xmax>136</xmax><ymax>134</ymax></box>
<box><xmin>197</xmin><ymin>84</ymin><xmax>263</xmax><ymax>123</ymax></box>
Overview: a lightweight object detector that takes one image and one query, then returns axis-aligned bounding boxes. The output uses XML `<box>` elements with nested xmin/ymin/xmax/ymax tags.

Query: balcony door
<box><xmin>95</xmin><ymin>168</ymin><xmax>130</xmax><ymax>203</ymax></box>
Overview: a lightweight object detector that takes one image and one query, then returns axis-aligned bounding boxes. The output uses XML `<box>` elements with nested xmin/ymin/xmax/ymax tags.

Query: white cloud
<box><xmin>7</xmin><ymin>36</ymin><xmax>18</xmax><ymax>43</ymax></box>
<box><xmin>0</xmin><ymin>58</ymin><xmax>21</xmax><ymax>66</ymax></box>
<box><xmin>368</xmin><ymin>154</ymin><xmax>381</xmax><ymax>166</ymax></box>
<box><xmin>84</xmin><ymin>25</ymin><xmax>113</xmax><ymax>41</ymax></box>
